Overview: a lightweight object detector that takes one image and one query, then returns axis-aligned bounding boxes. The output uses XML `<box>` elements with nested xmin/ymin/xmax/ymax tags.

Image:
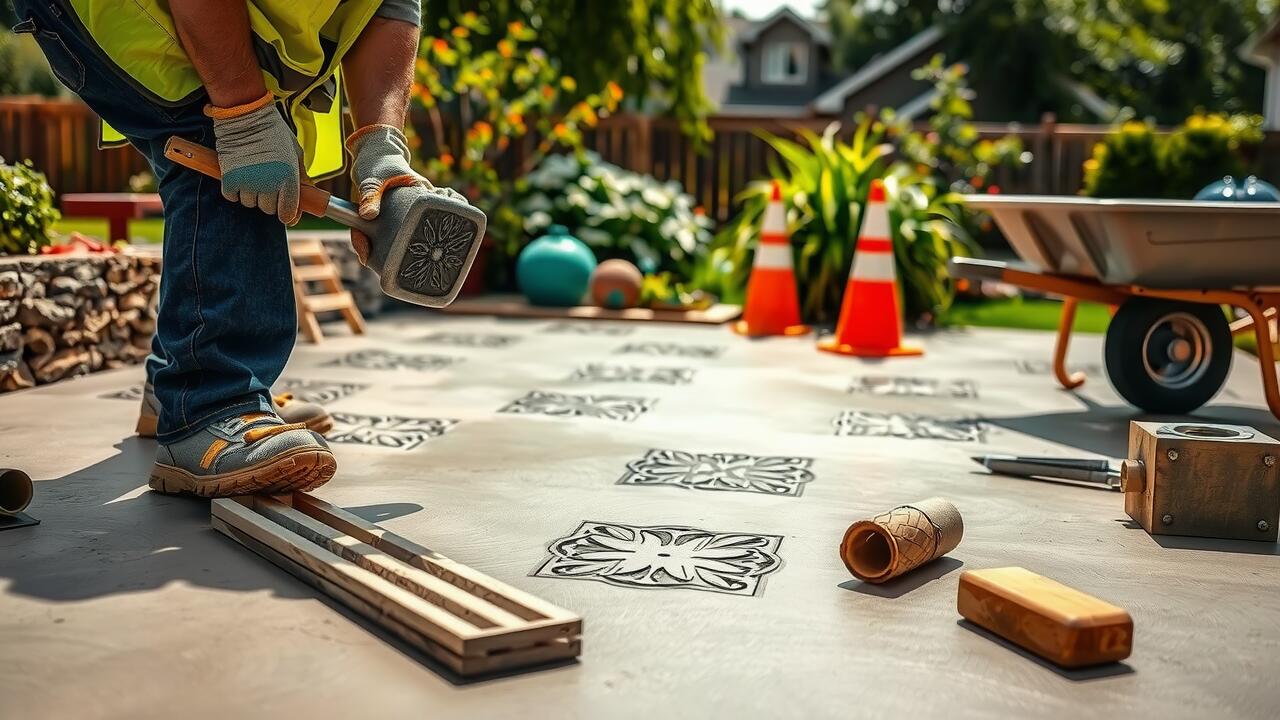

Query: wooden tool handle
<box><xmin>163</xmin><ymin>136</ymin><xmax>332</xmax><ymax>218</ymax></box>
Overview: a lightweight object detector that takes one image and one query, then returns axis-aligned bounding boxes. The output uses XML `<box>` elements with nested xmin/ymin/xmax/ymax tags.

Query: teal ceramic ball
<box><xmin>1194</xmin><ymin>175</ymin><xmax>1280</xmax><ymax>202</ymax></box>
<box><xmin>517</xmin><ymin>225</ymin><xmax>598</xmax><ymax>307</ymax></box>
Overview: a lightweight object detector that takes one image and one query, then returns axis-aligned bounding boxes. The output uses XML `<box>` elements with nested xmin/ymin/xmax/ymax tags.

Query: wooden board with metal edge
<box><xmin>210</xmin><ymin>495</ymin><xmax>582</xmax><ymax>676</ymax></box>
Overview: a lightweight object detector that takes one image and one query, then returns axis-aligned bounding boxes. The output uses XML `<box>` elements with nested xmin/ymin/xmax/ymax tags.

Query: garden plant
<box><xmin>0</xmin><ymin>156</ymin><xmax>59</xmax><ymax>255</ymax></box>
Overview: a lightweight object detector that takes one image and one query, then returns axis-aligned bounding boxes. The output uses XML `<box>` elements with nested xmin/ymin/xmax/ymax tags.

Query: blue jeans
<box><xmin>15</xmin><ymin>0</ymin><xmax>295</xmax><ymax>443</ymax></box>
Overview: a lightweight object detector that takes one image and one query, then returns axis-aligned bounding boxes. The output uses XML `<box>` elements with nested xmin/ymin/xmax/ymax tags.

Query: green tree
<box><xmin>422</xmin><ymin>0</ymin><xmax>723</xmax><ymax>140</ymax></box>
<box><xmin>822</xmin><ymin>0</ymin><xmax>1276</xmax><ymax>123</ymax></box>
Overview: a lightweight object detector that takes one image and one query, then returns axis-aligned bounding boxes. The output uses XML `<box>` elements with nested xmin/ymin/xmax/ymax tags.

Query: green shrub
<box><xmin>0</xmin><ymin>31</ymin><xmax>59</xmax><ymax>96</ymax></box>
<box><xmin>514</xmin><ymin>152</ymin><xmax>713</xmax><ymax>278</ymax></box>
<box><xmin>0</xmin><ymin>157</ymin><xmax>60</xmax><ymax>255</ymax></box>
<box><xmin>1083</xmin><ymin>114</ymin><xmax>1264</xmax><ymax>198</ymax></box>
<box><xmin>696</xmin><ymin>123</ymin><xmax>975</xmax><ymax>325</ymax></box>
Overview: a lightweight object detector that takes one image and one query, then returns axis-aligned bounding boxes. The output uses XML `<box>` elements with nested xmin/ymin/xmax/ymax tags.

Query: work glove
<box><xmin>205</xmin><ymin>92</ymin><xmax>303</xmax><ymax>225</ymax></box>
<box><xmin>345</xmin><ymin>124</ymin><xmax>466</xmax><ymax>264</ymax></box>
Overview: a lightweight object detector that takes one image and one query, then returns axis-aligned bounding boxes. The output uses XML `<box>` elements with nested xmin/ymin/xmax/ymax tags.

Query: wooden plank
<box><xmin>210</xmin><ymin>499</ymin><xmax>481</xmax><ymax>656</ymax></box>
<box><xmin>251</xmin><ymin>498</ymin><xmax>532</xmax><ymax>634</ymax></box>
<box><xmin>292</xmin><ymin>494</ymin><xmax>580</xmax><ymax>625</ymax></box>
<box><xmin>438</xmin><ymin>294</ymin><xmax>741</xmax><ymax>325</ymax></box>
<box><xmin>211</xmin><ymin>512</ymin><xmax>576</xmax><ymax>675</ymax></box>
<box><xmin>958</xmin><ymin>567</ymin><xmax>1133</xmax><ymax>668</ymax></box>
<box><xmin>292</xmin><ymin>265</ymin><xmax>340</xmax><ymax>283</ymax></box>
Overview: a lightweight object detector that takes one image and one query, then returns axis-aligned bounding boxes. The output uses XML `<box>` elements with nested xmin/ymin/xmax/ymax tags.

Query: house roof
<box><xmin>1241</xmin><ymin>15</ymin><xmax>1280</xmax><ymax>65</ymax></box>
<box><xmin>737</xmin><ymin>6</ymin><xmax>831</xmax><ymax>47</ymax></box>
<box><xmin>809</xmin><ymin>26</ymin><xmax>945</xmax><ymax>114</ymax></box>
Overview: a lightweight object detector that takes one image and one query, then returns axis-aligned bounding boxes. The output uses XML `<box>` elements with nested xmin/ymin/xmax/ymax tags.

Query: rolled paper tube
<box><xmin>0</xmin><ymin>468</ymin><xmax>33</xmax><ymax>516</ymax></box>
<box><xmin>840</xmin><ymin>497</ymin><xmax>963</xmax><ymax>584</ymax></box>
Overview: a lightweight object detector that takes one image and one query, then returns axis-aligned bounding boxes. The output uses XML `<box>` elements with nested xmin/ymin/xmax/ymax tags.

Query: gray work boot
<box><xmin>149</xmin><ymin>411</ymin><xmax>336</xmax><ymax>498</ymax></box>
<box><xmin>137</xmin><ymin>382</ymin><xmax>335</xmax><ymax>437</ymax></box>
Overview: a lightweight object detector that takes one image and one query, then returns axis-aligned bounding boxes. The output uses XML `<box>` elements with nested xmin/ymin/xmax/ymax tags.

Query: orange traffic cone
<box><xmin>818</xmin><ymin>179</ymin><xmax>922</xmax><ymax>358</ymax></box>
<box><xmin>733</xmin><ymin>181</ymin><xmax>810</xmax><ymax>337</ymax></box>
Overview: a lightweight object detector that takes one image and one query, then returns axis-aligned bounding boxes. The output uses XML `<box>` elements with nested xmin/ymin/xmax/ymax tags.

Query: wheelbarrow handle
<box><xmin>162</xmin><ymin>136</ymin><xmax>333</xmax><ymax>218</ymax></box>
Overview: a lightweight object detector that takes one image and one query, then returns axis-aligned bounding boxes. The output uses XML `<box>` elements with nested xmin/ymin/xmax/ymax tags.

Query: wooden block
<box><xmin>211</xmin><ymin>495</ymin><xmax>581</xmax><ymax>676</ymax></box>
<box><xmin>1123</xmin><ymin>422</ymin><xmax>1280</xmax><ymax>542</ymax></box>
<box><xmin>957</xmin><ymin>567</ymin><xmax>1133</xmax><ymax>668</ymax></box>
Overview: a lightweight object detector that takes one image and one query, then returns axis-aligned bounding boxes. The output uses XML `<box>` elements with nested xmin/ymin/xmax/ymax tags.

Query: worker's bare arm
<box><xmin>169</xmin><ymin>0</ymin><xmax>267</xmax><ymax>108</ymax></box>
<box><xmin>342</xmin><ymin>16</ymin><xmax>418</xmax><ymax>129</ymax></box>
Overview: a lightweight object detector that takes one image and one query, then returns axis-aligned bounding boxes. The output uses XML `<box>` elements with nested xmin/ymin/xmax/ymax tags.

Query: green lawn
<box><xmin>940</xmin><ymin>296</ymin><xmax>1269</xmax><ymax>358</ymax></box>
<box><xmin>52</xmin><ymin>215</ymin><xmax>344</xmax><ymax>244</ymax></box>
<box><xmin>939</xmin><ymin>297</ymin><xmax>1111</xmax><ymax>334</ymax></box>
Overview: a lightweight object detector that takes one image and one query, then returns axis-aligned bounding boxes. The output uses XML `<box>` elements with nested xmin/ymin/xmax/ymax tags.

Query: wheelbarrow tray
<box><xmin>965</xmin><ymin>195</ymin><xmax>1280</xmax><ymax>289</ymax></box>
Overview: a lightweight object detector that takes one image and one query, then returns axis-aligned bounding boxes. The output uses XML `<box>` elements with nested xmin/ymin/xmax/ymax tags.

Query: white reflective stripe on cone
<box><xmin>861</xmin><ymin>204</ymin><xmax>891</xmax><ymax>240</ymax></box>
<box><xmin>762</xmin><ymin>202</ymin><xmax>787</xmax><ymax>233</ymax></box>
<box><xmin>851</xmin><ymin>250</ymin><xmax>897</xmax><ymax>281</ymax></box>
<box><xmin>754</xmin><ymin>243</ymin><xmax>793</xmax><ymax>270</ymax></box>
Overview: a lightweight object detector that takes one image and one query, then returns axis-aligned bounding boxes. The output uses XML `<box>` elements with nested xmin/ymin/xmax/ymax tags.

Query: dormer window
<box><xmin>762</xmin><ymin>42</ymin><xmax>807</xmax><ymax>84</ymax></box>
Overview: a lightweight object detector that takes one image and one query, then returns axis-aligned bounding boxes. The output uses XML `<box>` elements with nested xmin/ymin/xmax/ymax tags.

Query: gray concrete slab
<box><xmin>1</xmin><ymin>313</ymin><xmax>1277</xmax><ymax>719</ymax></box>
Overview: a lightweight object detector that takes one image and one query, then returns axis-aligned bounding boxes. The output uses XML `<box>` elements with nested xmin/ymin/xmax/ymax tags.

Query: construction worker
<box><xmin>11</xmin><ymin>1</ymin><xmax>434</xmax><ymax>497</ymax></box>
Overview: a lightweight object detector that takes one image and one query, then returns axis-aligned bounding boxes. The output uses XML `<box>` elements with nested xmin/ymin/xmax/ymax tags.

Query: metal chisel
<box><xmin>971</xmin><ymin>454</ymin><xmax>1121</xmax><ymax>490</ymax></box>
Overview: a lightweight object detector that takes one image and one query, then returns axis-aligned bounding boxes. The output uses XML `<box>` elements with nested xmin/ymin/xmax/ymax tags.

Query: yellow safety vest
<box><xmin>66</xmin><ymin>0</ymin><xmax>382</xmax><ymax>179</ymax></box>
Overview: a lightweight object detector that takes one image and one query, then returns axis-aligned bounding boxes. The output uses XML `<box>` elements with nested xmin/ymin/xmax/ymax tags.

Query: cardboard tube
<box><xmin>841</xmin><ymin>497</ymin><xmax>963</xmax><ymax>584</ymax></box>
<box><xmin>0</xmin><ymin>468</ymin><xmax>33</xmax><ymax>516</ymax></box>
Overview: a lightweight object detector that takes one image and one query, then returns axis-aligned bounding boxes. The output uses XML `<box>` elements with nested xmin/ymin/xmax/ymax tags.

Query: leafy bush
<box><xmin>516</xmin><ymin>152</ymin><xmax>713</xmax><ymax>278</ymax></box>
<box><xmin>0</xmin><ymin>157</ymin><xmax>60</xmax><ymax>255</ymax></box>
<box><xmin>1083</xmin><ymin>114</ymin><xmax>1264</xmax><ymax>198</ymax></box>
<box><xmin>696</xmin><ymin>123</ymin><xmax>975</xmax><ymax>325</ymax></box>
<box><xmin>0</xmin><ymin>31</ymin><xmax>59</xmax><ymax>96</ymax></box>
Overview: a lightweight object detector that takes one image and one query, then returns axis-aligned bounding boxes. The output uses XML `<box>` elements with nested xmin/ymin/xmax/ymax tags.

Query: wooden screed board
<box><xmin>211</xmin><ymin>495</ymin><xmax>582</xmax><ymax>676</ymax></box>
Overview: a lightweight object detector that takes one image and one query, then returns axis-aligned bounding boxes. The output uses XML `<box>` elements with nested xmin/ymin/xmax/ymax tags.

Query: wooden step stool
<box><xmin>288</xmin><ymin>236</ymin><xmax>366</xmax><ymax>343</ymax></box>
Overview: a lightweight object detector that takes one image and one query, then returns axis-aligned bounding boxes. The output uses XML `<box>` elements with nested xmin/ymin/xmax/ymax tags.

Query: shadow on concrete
<box><xmin>0</xmin><ymin>437</ymin><xmax>311</xmax><ymax>602</ymax></box>
<box><xmin>1111</xmin><ymin>519</ymin><xmax>1280</xmax><ymax>555</ymax></box>
<box><xmin>956</xmin><ymin>620</ymin><xmax>1136</xmax><ymax>682</ymax></box>
<box><xmin>345</xmin><ymin>502</ymin><xmax>424</xmax><ymax>524</ymax></box>
<box><xmin>838</xmin><ymin>557</ymin><xmax>964</xmax><ymax>599</ymax></box>
<box><xmin>987</xmin><ymin>391</ymin><xmax>1280</xmax><ymax>459</ymax></box>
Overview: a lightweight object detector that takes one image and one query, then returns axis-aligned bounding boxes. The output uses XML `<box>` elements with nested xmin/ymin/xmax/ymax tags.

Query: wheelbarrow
<box><xmin>950</xmin><ymin>195</ymin><xmax>1280</xmax><ymax>419</ymax></box>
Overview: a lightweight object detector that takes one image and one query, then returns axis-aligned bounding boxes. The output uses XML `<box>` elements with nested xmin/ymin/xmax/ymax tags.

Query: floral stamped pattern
<box><xmin>326</xmin><ymin>412</ymin><xmax>458</xmax><ymax>451</ymax></box>
<box><xmin>499</xmin><ymin>390</ymin><xmax>655</xmax><ymax>422</ymax></box>
<box><xmin>1015</xmin><ymin>359</ymin><xmax>1102</xmax><ymax>376</ymax></box>
<box><xmin>849</xmin><ymin>376</ymin><xmax>978</xmax><ymax>399</ymax></box>
<box><xmin>568</xmin><ymin>364</ymin><xmax>695</xmax><ymax>386</ymax></box>
<box><xmin>323</xmin><ymin>349</ymin><xmax>460</xmax><ymax>372</ymax></box>
<box><xmin>396</xmin><ymin>209</ymin><xmax>477</xmax><ymax>296</ymax></box>
<box><xmin>619</xmin><ymin>449</ymin><xmax>815</xmax><ymax>497</ymax></box>
<box><xmin>418</xmin><ymin>332</ymin><xmax>521</xmax><ymax>348</ymax></box>
<box><xmin>614</xmin><ymin>342</ymin><xmax>725</xmax><ymax>359</ymax></box>
<box><xmin>832</xmin><ymin>410</ymin><xmax>986</xmax><ymax>443</ymax></box>
<box><xmin>274</xmin><ymin>378</ymin><xmax>369</xmax><ymax>405</ymax></box>
<box><xmin>542</xmin><ymin>321</ymin><xmax>634</xmax><ymax>336</ymax></box>
<box><xmin>533</xmin><ymin>521</ymin><xmax>784</xmax><ymax>597</ymax></box>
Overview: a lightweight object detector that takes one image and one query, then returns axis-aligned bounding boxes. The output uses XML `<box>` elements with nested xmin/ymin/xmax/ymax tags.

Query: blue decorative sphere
<box><xmin>1194</xmin><ymin>176</ymin><xmax>1280</xmax><ymax>202</ymax></box>
<box><xmin>516</xmin><ymin>225</ymin><xmax>598</xmax><ymax>307</ymax></box>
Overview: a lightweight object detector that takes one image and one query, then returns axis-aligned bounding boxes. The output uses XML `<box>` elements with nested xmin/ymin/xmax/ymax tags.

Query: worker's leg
<box><xmin>15</xmin><ymin>0</ymin><xmax>334</xmax><ymax>496</ymax></box>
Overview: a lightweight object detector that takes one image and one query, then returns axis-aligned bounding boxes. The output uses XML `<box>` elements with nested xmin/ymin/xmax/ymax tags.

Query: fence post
<box><xmin>631</xmin><ymin>114</ymin><xmax>653</xmax><ymax>176</ymax></box>
<box><xmin>1035</xmin><ymin>112</ymin><xmax>1056</xmax><ymax>195</ymax></box>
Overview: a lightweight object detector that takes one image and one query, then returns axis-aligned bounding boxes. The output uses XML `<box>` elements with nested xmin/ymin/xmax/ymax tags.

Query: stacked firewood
<box><xmin>0</xmin><ymin>252</ymin><xmax>160</xmax><ymax>391</ymax></box>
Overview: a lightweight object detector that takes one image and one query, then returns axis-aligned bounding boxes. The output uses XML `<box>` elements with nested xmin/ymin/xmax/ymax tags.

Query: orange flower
<box><xmin>451</xmin><ymin>26</ymin><xmax>469</xmax><ymax>39</ymax></box>
<box><xmin>497</xmin><ymin>39</ymin><xmax>514</xmax><ymax>58</ymax></box>
<box><xmin>432</xmin><ymin>38</ymin><xmax>449</xmax><ymax>54</ymax></box>
<box><xmin>508</xmin><ymin>21</ymin><xmax>524</xmax><ymax>35</ymax></box>
<box><xmin>507</xmin><ymin>111</ymin><xmax>524</xmax><ymax>126</ymax></box>
<box><xmin>606</xmin><ymin>81</ymin><xmax>624</xmax><ymax>102</ymax></box>
<box><xmin>552</xmin><ymin>122</ymin><xmax>569</xmax><ymax>137</ymax></box>
<box><xmin>541</xmin><ymin>85</ymin><xmax>555</xmax><ymax>100</ymax></box>
<box><xmin>439</xmin><ymin>153</ymin><xmax>455</xmax><ymax>168</ymax></box>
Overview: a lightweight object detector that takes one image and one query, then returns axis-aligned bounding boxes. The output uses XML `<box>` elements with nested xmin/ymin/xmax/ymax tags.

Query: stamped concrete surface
<box><xmin>1</xmin><ymin>313</ymin><xmax>1278</xmax><ymax>719</ymax></box>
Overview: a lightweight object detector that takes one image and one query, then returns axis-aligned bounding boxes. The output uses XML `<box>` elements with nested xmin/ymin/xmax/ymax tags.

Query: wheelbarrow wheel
<box><xmin>1104</xmin><ymin>298</ymin><xmax>1232</xmax><ymax>414</ymax></box>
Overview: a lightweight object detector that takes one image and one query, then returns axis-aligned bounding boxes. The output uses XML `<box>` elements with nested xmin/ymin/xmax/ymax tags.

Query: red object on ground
<box><xmin>60</xmin><ymin>193</ymin><xmax>163</xmax><ymax>242</ymax></box>
<box><xmin>732</xmin><ymin>180</ymin><xmax>810</xmax><ymax>337</ymax></box>
<box><xmin>818</xmin><ymin>179</ymin><xmax>922</xmax><ymax>358</ymax></box>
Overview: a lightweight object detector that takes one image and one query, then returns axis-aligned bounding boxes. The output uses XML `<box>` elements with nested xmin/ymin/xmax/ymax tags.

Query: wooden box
<box><xmin>1121</xmin><ymin>422</ymin><xmax>1280</xmax><ymax>542</ymax></box>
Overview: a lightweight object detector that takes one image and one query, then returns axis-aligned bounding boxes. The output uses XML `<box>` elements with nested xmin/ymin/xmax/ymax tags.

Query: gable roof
<box><xmin>738</xmin><ymin>6</ymin><xmax>831</xmax><ymax>47</ymax></box>
<box><xmin>810</xmin><ymin>25</ymin><xmax>945</xmax><ymax>114</ymax></box>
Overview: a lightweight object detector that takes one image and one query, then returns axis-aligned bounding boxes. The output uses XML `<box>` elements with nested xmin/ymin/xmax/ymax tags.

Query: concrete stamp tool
<box><xmin>0</xmin><ymin>468</ymin><xmax>38</xmax><ymax>530</ymax></box>
<box><xmin>164</xmin><ymin>136</ymin><xmax>487</xmax><ymax>308</ymax></box>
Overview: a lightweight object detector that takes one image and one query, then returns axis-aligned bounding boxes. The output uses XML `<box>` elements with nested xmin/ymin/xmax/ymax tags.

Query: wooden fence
<box><xmin>6</xmin><ymin>97</ymin><xmax>1280</xmax><ymax>226</ymax></box>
